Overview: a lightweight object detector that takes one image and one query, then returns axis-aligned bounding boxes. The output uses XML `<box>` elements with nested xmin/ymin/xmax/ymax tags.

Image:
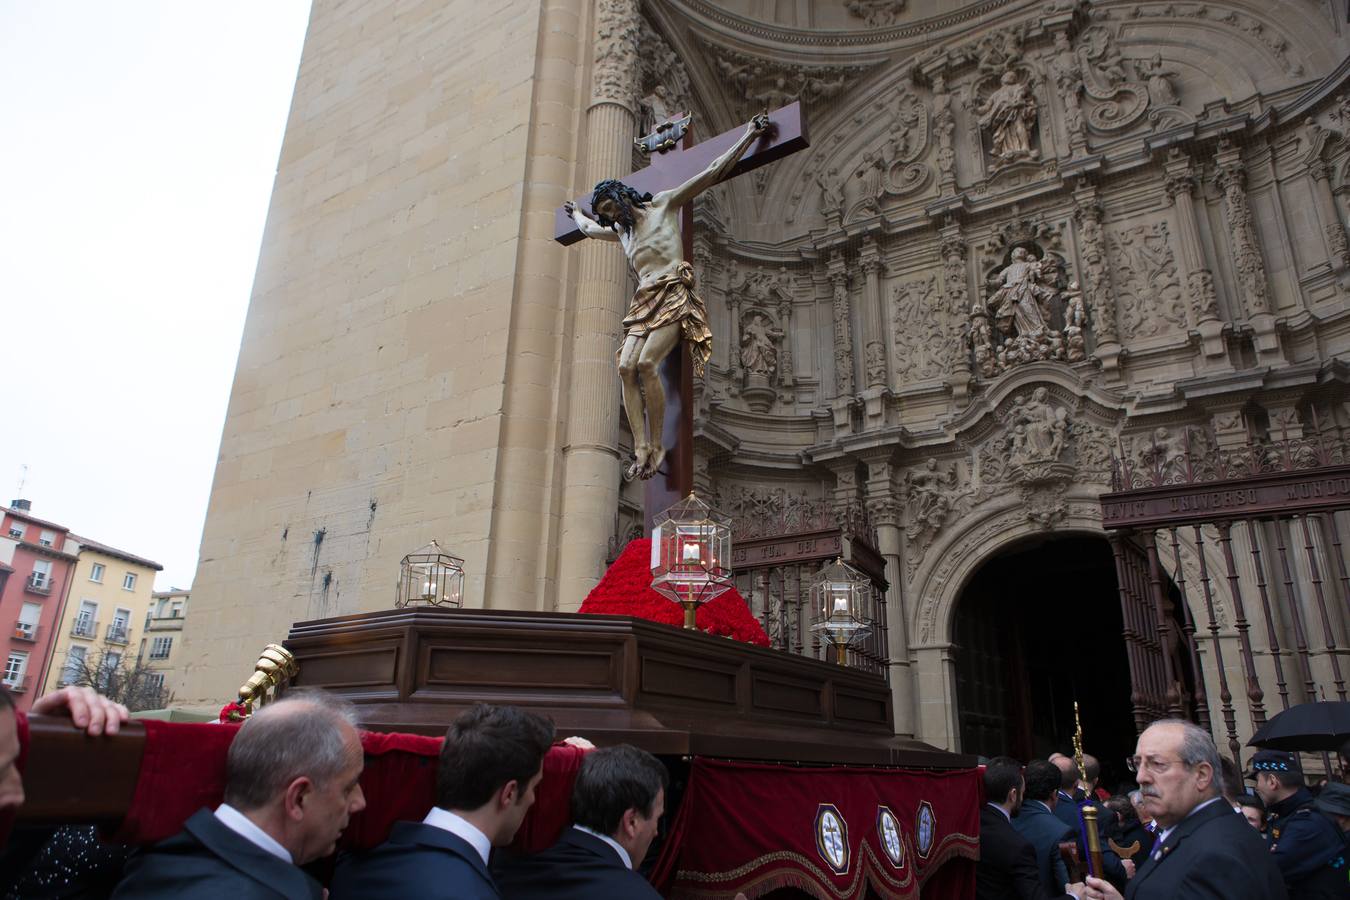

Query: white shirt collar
<box><xmin>214</xmin><ymin>803</ymin><xmax>293</xmax><ymax>863</ymax></box>
<box><xmin>423</xmin><ymin>807</ymin><xmax>492</xmax><ymax>866</ymax></box>
<box><xmin>1156</xmin><ymin>796</ymin><xmax>1225</xmax><ymax>847</ymax></box>
<box><xmin>986</xmin><ymin>801</ymin><xmax>1012</xmax><ymax>823</ymax></box>
<box><xmin>573</xmin><ymin>824</ymin><xmax>633</xmax><ymax>869</ymax></box>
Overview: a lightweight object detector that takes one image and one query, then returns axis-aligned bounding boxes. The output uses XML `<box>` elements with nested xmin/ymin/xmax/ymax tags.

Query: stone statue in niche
<box><xmin>977</xmin><ymin>70</ymin><xmax>1039</xmax><ymax>164</ymax></box>
<box><xmin>1139</xmin><ymin>53</ymin><xmax>1179</xmax><ymax>107</ymax></box>
<box><xmin>739</xmin><ymin>311</ymin><xmax>781</xmax><ymax>378</ymax></box>
<box><xmin>969</xmin><ymin>242</ymin><xmax>1085</xmax><ymax>377</ymax></box>
<box><xmin>988</xmin><ymin>247</ymin><xmax>1055</xmax><ymax>338</ymax></box>
<box><xmin>815</xmin><ymin>165</ymin><xmax>843</xmax><ymax>217</ymax></box>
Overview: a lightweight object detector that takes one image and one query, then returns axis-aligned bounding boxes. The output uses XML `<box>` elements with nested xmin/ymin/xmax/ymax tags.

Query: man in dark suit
<box><xmin>978</xmin><ymin>756</ymin><xmax>1085</xmax><ymax>900</ymax></box>
<box><xmin>496</xmin><ymin>744</ymin><xmax>666</xmax><ymax>899</ymax></box>
<box><xmin>1082</xmin><ymin>720</ymin><xmax>1287</xmax><ymax>900</ymax></box>
<box><xmin>1051</xmin><ymin>753</ymin><xmax>1131</xmax><ymax>889</ymax></box>
<box><xmin>1015</xmin><ymin>759</ymin><xmax>1077</xmax><ymax>896</ymax></box>
<box><xmin>113</xmin><ymin>690</ymin><xmax>368</xmax><ymax>899</ymax></box>
<box><xmin>331</xmin><ymin>703</ymin><xmax>555</xmax><ymax>900</ymax></box>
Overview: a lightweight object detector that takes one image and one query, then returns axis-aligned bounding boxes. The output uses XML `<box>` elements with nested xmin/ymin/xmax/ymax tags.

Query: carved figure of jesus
<box><xmin>564</xmin><ymin>114</ymin><xmax>770</xmax><ymax>480</ymax></box>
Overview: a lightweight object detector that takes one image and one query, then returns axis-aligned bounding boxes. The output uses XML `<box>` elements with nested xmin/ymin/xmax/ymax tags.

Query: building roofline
<box><xmin>4</xmin><ymin>507</ymin><xmax>71</xmax><ymax>534</ymax></box>
<box><xmin>68</xmin><ymin>534</ymin><xmax>164</xmax><ymax>571</ymax></box>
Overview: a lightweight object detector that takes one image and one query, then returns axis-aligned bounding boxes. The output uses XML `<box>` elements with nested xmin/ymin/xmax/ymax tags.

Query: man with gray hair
<box><xmin>113</xmin><ymin>690</ymin><xmax>366</xmax><ymax>899</ymax></box>
<box><xmin>1082</xmin><ymin>719</ymin><xmax>1286</xmax><ymax>900</ymax></box>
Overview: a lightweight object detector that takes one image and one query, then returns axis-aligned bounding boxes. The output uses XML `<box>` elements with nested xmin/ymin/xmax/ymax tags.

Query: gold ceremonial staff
<box><xmin>1074</xmin><ymin>701</ymin><xmax>1105</xmax><ymax>878</ymax></box>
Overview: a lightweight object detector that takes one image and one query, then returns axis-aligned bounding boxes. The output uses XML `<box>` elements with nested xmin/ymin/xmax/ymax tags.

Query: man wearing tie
<box><xmin>1082</xmin><ymin>720</ymin><xmax>1286</xmax><ymax>900</ymax></box>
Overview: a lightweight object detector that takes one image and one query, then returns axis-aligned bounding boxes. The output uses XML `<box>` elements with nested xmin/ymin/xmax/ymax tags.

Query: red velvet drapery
<box><xmin>651</xmin><ymin>759</ymin><xmax>979</xmax><ymax>900</ymax></box>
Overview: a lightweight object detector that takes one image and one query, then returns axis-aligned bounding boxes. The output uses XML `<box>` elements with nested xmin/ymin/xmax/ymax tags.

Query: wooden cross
<box><xmin>554</xmin><ymin>103</ymin><xmax>808</xmax><ymax>528</ymax></box>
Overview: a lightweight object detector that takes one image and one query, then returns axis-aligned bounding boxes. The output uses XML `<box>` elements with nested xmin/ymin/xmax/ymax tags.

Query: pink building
<box><xmin>0</xmin><ymin>499</ymin><xmax>77</xmax><ymax>710</ymax></box>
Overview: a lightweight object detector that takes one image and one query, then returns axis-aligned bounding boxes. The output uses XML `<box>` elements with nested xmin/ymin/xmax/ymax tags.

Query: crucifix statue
<box><xmin>556</xmin><ymin>102</ymin><xmax>807</xmax><ymax>524</ymax></box>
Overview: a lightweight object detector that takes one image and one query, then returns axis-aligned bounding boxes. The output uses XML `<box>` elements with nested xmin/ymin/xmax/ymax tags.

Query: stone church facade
<box><xmin>180</xmin><ymin>0</ymin><xmax>1350</xmax><ymax>756</ymax></box>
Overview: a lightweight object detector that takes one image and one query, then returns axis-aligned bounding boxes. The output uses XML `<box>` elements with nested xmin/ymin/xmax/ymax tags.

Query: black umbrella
<box><xmin>1247</xmin><ymin>701</ymin><xmax>1350</xmax><ymax>752</ymax></box>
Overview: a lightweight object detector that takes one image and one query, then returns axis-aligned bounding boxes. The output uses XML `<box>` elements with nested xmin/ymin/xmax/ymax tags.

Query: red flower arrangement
<box><xmin>579</xmin><ymin>539</ymin><xmax>769</xmax><ymax>646</ymax></box>
<box><xmin>218</xmin><ymin>701</ymin><xmax>249</xmax><ymax>723</ymax></box>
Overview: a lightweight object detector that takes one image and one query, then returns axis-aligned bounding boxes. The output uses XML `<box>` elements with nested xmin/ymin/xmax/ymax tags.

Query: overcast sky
<box><xmin>0</xmin><ymin>2</ymin><xmax>312</xmax><ymax>590</ymax></box>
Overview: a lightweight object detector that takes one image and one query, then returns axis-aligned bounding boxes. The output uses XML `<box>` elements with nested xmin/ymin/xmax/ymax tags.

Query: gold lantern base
<box><xmin>683</xmin><ymin>600</ymin><xmax>698</xmax><ymax>630</ymax></box>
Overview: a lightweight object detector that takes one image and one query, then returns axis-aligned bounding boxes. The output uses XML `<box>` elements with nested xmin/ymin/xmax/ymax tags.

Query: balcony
<box><xmin>105</xmin><ymin>623</ymin><xmax>130</xmax><ymax>645</ymax></box>
<box><xmin>12</xmin><ymin>621</ymin><xmax>39</xmax><ymax>643</ymax></box>
<box><xmin>70</xmin><ymin>618</ymin><xmax>98</xmax><ymax>640</ymax></box>
<box><xmin>1</xmin><ymin>675</ymin><xmax>29</xmax><ymax>693</ymax></box>
<box><xmin>24</xmin><ymin>575</ymin><xmax>52</xmax><ymax>596</ymax></box>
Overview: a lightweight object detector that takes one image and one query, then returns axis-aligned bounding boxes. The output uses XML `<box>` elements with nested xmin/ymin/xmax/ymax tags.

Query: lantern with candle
<box><xmin>395</xmin><ymin>540</ymin><xmax>465</xmax><ymax>608</ymax></box>
<box><xmin>649</xmin><ymin>492</ymin><xmax>734</xmax><ymax>630</ymax></box>
<box><xmin>809</xmin><ymin>558</ymin><xmax>873</xmax><ymax>665</ymax></box>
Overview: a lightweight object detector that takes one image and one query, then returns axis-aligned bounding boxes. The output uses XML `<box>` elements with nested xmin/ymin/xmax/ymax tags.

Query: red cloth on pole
<box><xmin>107</xmin><ymin>720</ymin><xmax>586</xmax><ymax>854</ymax></box>
<box><xmin>579</xmin><ymin>539</ymin><xmax>770</xmax><ymax>646</ymax></box>
<box><xmin>650</xmin><ymin>758</ymin><xmax>980</xmax><ymax>900</ymax></box>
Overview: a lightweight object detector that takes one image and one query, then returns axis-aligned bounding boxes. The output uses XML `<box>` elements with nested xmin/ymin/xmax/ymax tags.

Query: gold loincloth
<box><xmin>620</xmin><ymin>261</ymin><xmax>713</xmax><ymax>376</ymax></box>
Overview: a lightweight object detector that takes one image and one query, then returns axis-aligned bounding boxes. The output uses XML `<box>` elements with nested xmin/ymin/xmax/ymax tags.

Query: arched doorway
<box><xmin>952</xmin><ymin>534</ymin><xmax>1195</xmax><ymax>792</ymax></box>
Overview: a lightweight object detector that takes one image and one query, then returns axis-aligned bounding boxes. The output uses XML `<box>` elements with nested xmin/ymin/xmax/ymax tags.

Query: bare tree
<box><xmin>62</xmin><ymin>641</ymin><xmax>173</xmax><ymax>712</ymax></box>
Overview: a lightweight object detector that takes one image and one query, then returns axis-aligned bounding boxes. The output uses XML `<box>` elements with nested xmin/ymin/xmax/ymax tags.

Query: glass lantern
<box><xmin>395</xmin><ymin>540</ymin><xmax>465</xmax><ymax>608</ymax></box>
<box><xmin>809</xmin><ymin>558</ymin><xmax>874</xmax><ymax>665</ymax></box>
<box><xmin>650</xmin><ymin>492</ymin><xmax>734</xmax><ymax>629</ymax></box>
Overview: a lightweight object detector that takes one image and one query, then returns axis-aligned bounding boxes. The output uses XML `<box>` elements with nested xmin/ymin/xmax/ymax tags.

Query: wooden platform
<box><xmin>286</xmin><ymin>607</ymin><xmax>972</xmax><ymax>768</ymax></box>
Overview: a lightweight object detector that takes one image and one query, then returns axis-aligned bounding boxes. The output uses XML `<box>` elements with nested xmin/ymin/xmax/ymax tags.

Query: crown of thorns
<box><xmin>589</xmin><ymin>179</ymin><xmax>652</xmax><ymax>227</ymax></box>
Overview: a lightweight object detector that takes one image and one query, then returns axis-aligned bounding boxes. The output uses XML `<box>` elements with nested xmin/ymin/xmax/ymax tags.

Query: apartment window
<box><xmin>109</xmin><ymin>608</ymin><xmax>131</xmax><ymax>643</ymax></box>
<box><xmin>31</xmin><ymin>559</ymin><xmax>52</xmax><ymax>588</ymax></box>
<box><xmin>145</xmin><ymin>672</ymin><xmax>165</xmax><ymax>694</ymax></box>
<box><xmin>149</xmin><ymin>636</ymin><xmax>173</xmax><ymax>660</ymax></box>
<box><xmin>122</xmin><ymin>572</ymin><xmax>137</xmax><ymax>591</ymax></box>
<box><xmin>89</xmin><ymin>563</ymin><xmax>105</xmax><ymax>583</ymax></box>
<box><xmin>73</xmin><ymin>600</ymin><xmax>98</xmax><ymax>639</ymax></box>
<box><xmin>14</xmin><ymin>602</ymin><xmax>40</xmax><ymax>641</ymax></box>
<box><xmin>3</xmin><ymin>652</ymin><xmax>27</xmax><ymax>687</ymax></box>
<box><xmin>38</xmin><ymin>530</ymin><xmax>55</xmax><ymax>547</ymax></box>
<box><xmin>7</xmin><ymin>521</ymin><xmax>23</xmax><ymax>540</ymax></box>
<box><xmin>170</xmin><ymin>601</ymin><xmax>184</xmax><ymax>618</ymax></box>
<box><xmin>62</xmin><ymin>645</ymin><xmax>87</xmax><ymax>685</ymax></box>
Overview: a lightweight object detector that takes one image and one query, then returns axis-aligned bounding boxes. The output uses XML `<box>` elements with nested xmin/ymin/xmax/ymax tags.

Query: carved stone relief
<box><xmin>1098</xmin><ymin>4</ymin><xmax>1303</xmax><ymax>78</ymax></box>
<box><xmin>891</xmin><ymin>274</ymin><xmax>947</xmax><ymax>383</ymax></box>
<box><xmin>829</xmin><ymin>260</ymin><xmax>855</xmax><ymax>396</ymax></box>
<box><xmin>637</xmin><ymin>18</ymin><xmax>694</xmax><ymax>134</ymax></box>
<box><xmin>1075</xmin><ymin>25</ymin><xmax>1149</xmax><ymax>133</ymax></box>
<box><xmin>1107</xmin><ymin>222</ymin><xmax>1188</xmax><ymax>338</ymax></box>
<box><xmin>714</xmin><ymin>483</ymin><xmax>833</xmax><ymax>541</ymax></box>
<box><xmin>697</xmin><ymin>37</ymin><xmax>876</xmax><ymax>121</ymax></box>
<box><xmin>902</xmin><ymin>458</ymin><xmax>970</xmax><ymax>577</ymax></box>
<box><xmin>846</xmin><ymin>0</ymin><xmax>906</xmax><ymax>27</ymax></box>
<box><xmin>976</xmin><ymin>69</ymin><xmax>1040</xmax><ymax>166</ymax></box>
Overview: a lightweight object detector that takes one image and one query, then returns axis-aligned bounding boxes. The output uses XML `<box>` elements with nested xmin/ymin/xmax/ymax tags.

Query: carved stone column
<box><xmin>1304</xmin><ymin>129</ymin><xmax>1350</xmax><ymax>272</ymax></box>
<box><xmin>860</xmin><ymin>239</ymin><xmax>887</xmax><ymax>391</ymax></box>
<box><xmin>556</xmin><ymin>0</ymin><xmax>640</xmax><ymax>609</ymax></box>
<box><xmin>1049</xmin><ymin>28</ymin><xmax>1087</xmax><ymax>157</ymax></box>
<box><xmin>940</xmin><ymin>225</ymin><xmax>972</xmax><ymax>406</ymax></box>
<box><xmin>827</xmin><ymin>252</ymin><xmax>856</xmax><ymax>436</ymax></box>
<box><xmin>1073</xmin><ymin>184</ymin><xmax>1122</xmax><ymax>379</ymax></box>
<box><xmin>1214</xmin><ymin>141</ymin><xmax>1281</xmax><ymax>364</ymax></box>
<box><xmin>863</xmin><ymin>455</ymin><xmax>915</xmax><ymax>736</ymax></box>
<box><xmin>1163</xmin><ymin>151</ymin><xmax>1227</xmax><ymax>366</ymax></box>
<box><xmin>858</xmin><ymin>238</ymin><xmax>889</xmax><ymax>429</ymax></box>
<box><xmin>931</xmin><ymin>73</ymin><xmax>958</xmax><ymax>197</ymax></box>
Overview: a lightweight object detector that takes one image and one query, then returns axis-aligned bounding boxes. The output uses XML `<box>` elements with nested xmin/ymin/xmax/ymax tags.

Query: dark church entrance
<box><xmin>953</xmin><ymin>534</ymin><xmax>1191</xmax><ymax>794</ymax></box>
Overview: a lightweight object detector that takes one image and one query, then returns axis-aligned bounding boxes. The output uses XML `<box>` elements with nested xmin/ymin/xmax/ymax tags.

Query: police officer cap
<box><xmin>1314</xmin><ymin>782</ymin><xmax>1350</xmax><ymax>817</ymax></box>
<box><xmin>1247</xmin><ymin>749</ymin><xmax>1301</xmax><ymax>778</ymax></box>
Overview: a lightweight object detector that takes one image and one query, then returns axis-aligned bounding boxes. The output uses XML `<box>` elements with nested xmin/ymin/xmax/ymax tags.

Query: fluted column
<box><xmin>1163</xmin><ymin>151</ymin><xmax>1227</xmax><ymax>365</ymax></box>
<box><xmin>864</xmin><ymin>456</ymin><xmax>914</xmax><ymax>736</ymax></box>
<box><xmin>939</xmin><ymin>225</ymin><xmax>972</xmax><ymax>405</ymax></box>
<box><xmin>860</xmin><ymin>238</ymin><xmax>887</xmax><ymax>390</ymax></box>
<box><xmin>827</xmin><ymin>251</ymin><xmax>856</xmax><ymax>437</ymax></box>
<box><xmin>556</xmin><ymin>0</ymin><xmax>640</xmax><ymax>609</ymax></box>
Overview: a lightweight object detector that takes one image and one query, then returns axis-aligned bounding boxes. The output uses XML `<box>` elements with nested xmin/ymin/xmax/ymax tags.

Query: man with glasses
<box><xmin>1083</xmin><ymin>720</ymin><xmax>1285</xmax><ymax>899</ymax></box>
